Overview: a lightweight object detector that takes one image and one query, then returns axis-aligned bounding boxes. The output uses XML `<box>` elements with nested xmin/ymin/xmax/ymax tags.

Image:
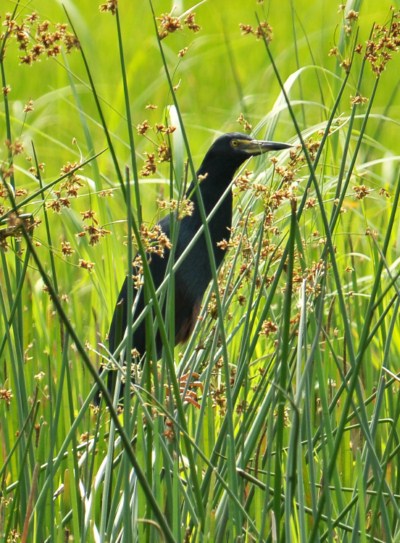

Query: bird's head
<box><xmin>200</xmin><ymin>132</ymin><xmax>292</xmax><ymax>175</ymax></box>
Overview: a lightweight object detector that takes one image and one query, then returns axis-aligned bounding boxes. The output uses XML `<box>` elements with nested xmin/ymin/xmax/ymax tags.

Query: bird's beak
<box><xmin>238</xmin><ymin>139</ymin><xmax>292</xmax><ymax>155</ymax></box>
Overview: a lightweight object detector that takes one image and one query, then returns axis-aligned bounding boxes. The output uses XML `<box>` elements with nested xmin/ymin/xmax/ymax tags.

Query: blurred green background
<box><xmin>5</xmin><ymin>0</ymin><xmax>400</xmax><ymax>164</ymax></box>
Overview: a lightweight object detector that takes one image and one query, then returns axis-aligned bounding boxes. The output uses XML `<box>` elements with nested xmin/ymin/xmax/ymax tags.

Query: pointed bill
<box><xmin>237</xmin><ymin>139</ymin><xmax>292</xmax><ymax>155</ymax></box>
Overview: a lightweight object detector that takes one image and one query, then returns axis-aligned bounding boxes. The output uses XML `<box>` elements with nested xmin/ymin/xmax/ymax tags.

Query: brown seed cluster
<box><xmin>5</xmin><ymin>528</ymin><xmax>19</xmax><ymax>542</ymax></box>
<box><xmin>234</xmin><ymin>170</ymin><xmax>253</xmax><ymax>192</ymax></box>
<box><xmin>365</xmin><ymin>12</ymin><xmax>400</xmax><ymax>75</ymax></box>
<box><xmin>292</xmin><ymin>260</ymin><xmax>326</xmax><ymax>297</ymax></box>
<box><xmin>158</xmin><ymin>13</ymin><xmax>181</xmax><ymax>37</ymax></box>
<box><xmin>259</xmin><ymin>320</ymin><xmax>278</xmax><ymax>337</ymax></box>
<box><xmin>61</xmin><ymin>240</ymin><xmax>74</xmax><ymax>256</ymax></box>
<box><xmin>157</xmin><ymin>11</ymin><xmax>200</xmax><ymax>40</ymax></box>
<box><xmin>23</xmin><ymin>99</ymin><xmax>34</xmax><ymax>113</ymax></box>
<box><xmin>184</xmin><ymin>13</ymin><xmax>201</xmax><ymax>33</ymax></box>
<box><xmin>340</xmin><ymin>58</ymin><xmax>352</xmax><ymax>73</ymax></box>
<box><xmin>353</xmin><ymin>184</ymin><xmax>371</xmax><ymax>200</ymax></box>
<box><xmin>178</xmin><ymin>47</ymin><xmax>189</xmax><ymax>58</ymax></box>
<box><xmin>350</xmin><ymin>94</ymin><xmax>369</xmax><ymax>107</ymax></box>
<box><xmin>165</xmin><ymin>372</ymin><xmax>203</xmax><ymax>410</ymax></box>
<box><xmin>1</xmin><ymin>12</ymin><xmax>79</xmax><ymax>64</ymax></box>
<box><xmin>137</xmin><ymin>119</ymin><xmax>176</xmax><ymax>176</ymax></box>
<box><xmin>237</xmin><ymin>113</ymin><xmax>252</xmax><ymax>133</ymax></box>
<box><xmin>0</xmin><ymin>213</ymin><xmax>39</xmax><ymax>252</ymax></box>
<box><xmin>157</xmin><ymin>198</ymin><xmax>194</xmax><ymax>220</ymax></box>
<box><xmin>79</xmin><ymin>259</ymin><xmax>95</xmax><ymax>272</ymax></box>
<box><xmin>211</xmin><ymin>383</ymin><xmax>227</xmax><ymax>414</ymax></box>
<box><xmin>77</xmin><ymin>210</ymin><xmax>111</xmax><ymax>246</ymax></box>
<box><xmin>136</xmin><ymin>120</ymin><xmax>150</xmax><ymax>135</ymax></box>
<box><xmin>130</xmin><ymin>224</ymin><xmax>172</xmax><ymax>289</ymax></box>
<box><xmin>131</xmin><ymin>255</ymin><xmax>144</xmax><ymax>290</ymax></box>
<box><xmin>5</xmin><ymin>139</ymin><xmax>24</xmax><ymax>156</ymax></box>
<box><xmin>27</xmin><ymin>160</ymin><xmax>45</xmax><ymax>179</ymax></box>
<box><xmin>47</xmin><ymin>162</ymin><xmax>84</xmax><ymax>213</ymax></box>
<box><xmin>330</xmin><ymin>9</ymin><xmax>400</xmax><ymax>75</ymax></box>
<box><xmin>99</xmin><ymin>0</ymin><xmax>118</xmax><ymax>15</ymax></box>
<box><xmin>139</xmin><ymin>223</ymin><xmax>172</xmax><ymax>257</ymax></box>
<box><xmin>378</xmin><ymin>187</ymin><xmax>390</xmax><ymax>198</ymax></box>
<box><xmin>137</xmin><ymin>120</ymin><xmax>176</xmax><ymax>137</ymax></box>
<box><xmin>155</xmin><ymin>124</ymin><xmax>176</xmax><ymax>135</ymax></box>
<box><xmin>342</xmin><ymin>9</ymin><xmax>359</xmax><ymax>36</ymax></box>
<box><xmin>157</xmin><ymin>143</ymin><xmax>171</xmax><ymax>163</ymax></box>
<box><xmin>239</xmin><ymin>21</ymin><xmax>273</xmax><ymax>42</ymax></box>
<box><xmin>0</xmin><ymin>388</ymin><xmax>13</xmax><ymax>406</ymax></box>
<box><xmin>140</xmin><ymin>153</ymin><xmax>157</xmax><ymax>177</ymax></box>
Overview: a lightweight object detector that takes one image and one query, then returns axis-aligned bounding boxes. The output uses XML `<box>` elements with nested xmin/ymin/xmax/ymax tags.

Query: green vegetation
<box><xmin>1</xmin><ymin>0</ymin><xmax>400</xmax><ymax>541</ymax></box>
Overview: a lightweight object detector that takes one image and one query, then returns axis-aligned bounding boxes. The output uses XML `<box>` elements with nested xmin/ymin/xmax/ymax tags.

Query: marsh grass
<box><xmin>1</xmin><ymin>0</ymin><xmax>400</xmax><ymax>541</ymax></box>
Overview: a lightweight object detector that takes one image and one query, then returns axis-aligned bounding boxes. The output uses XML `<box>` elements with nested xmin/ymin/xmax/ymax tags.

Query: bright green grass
<box><xmin>1</xmin><ymin>0</ymin><xmax>400</xmax><ymax>541</ymax></box>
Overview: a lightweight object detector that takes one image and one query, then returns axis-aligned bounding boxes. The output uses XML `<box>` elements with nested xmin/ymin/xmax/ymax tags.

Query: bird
<box><xmin>102</xmin><ymin>132</ymin><xmax>291</xmax><ymax>400</ymax></box>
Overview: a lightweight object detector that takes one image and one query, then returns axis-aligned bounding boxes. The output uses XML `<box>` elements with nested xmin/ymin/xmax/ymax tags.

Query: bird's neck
<box><xmin>187</xmin><ymin>159</ymin><xmax>237</xmax><ymax>217</ymax></box>
<box><xmin>183</xmin><ymin>158</ymin><xmax>237</xmax><ymax>267</ymax></box>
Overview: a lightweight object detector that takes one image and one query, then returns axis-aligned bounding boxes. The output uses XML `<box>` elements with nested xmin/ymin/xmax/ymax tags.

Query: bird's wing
<box><xmin>108</xmin><ymin>215</ymin><xmax>172</xmax><ymax>355</ymax></box>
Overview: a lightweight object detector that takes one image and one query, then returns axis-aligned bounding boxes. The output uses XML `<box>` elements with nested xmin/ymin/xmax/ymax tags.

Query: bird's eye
<box><xmin>231</xmin><ymin>139</ymin><xmax>239</xmax><ymax>148</ymax></box>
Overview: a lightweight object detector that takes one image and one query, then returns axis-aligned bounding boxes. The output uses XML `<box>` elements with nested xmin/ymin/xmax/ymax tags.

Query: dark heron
<box><xmin>102</xmin><ymin>132</ymin><xmax>291</xmax><ymax>399</ymax></box>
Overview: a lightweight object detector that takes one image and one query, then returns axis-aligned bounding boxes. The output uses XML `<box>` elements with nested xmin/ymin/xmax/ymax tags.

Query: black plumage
<box><xmin>104</xmin><ymin>132</ymin><xmax>291</xmax><ymax>397</ymax></box>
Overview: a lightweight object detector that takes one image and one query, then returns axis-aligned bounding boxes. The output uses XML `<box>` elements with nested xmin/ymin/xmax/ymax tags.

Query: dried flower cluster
<box><xmin>208</xmin><ymin>367</ymin><xmax>237</xmax><ymax>414</ymax></box>
<box><xmin>259</xmin><ymin>319</ymin><xmax>278</xmax><ymax>337</ymax></box>
<box><xmin>137</xmin><ymin>120</ymin><xmax>151</xmax><ymax>135</ymax></box>
<box><xmin>47</xmin><ymin>162</ymin><xmax>84</xmax><ymax>213</ymax></box>
<box><xmin>5</xmin><ymin>139</ymin><xmax>24</xmax><ymax>156</ymax></box>
<box><xmin>137</xmin><ymin>120</ymin><xmax>176</xmax><ymax>137</ymax></box>
<box><xmin>292</xmin><ymin>260</ymin><xmax>326</xmax><ymax>297</ymax></box>
<box><xmin>329</xmin><ymin>8</ymin><xmax>400</xmax><ymax>76</ymax></box>
<box><xmin>77</xmin><ymin>210</ymin><xmax>111</xmax><ymax>246</ymax></box>
<box><xmin>0</xmin><ymin>388</ymin><xmax>13</xmax><ymax>406</ymax></box>
<box><xmin>178</xmin><ymin>47</ymin><xmax>189</xmax><ymax>58</ymax></box>
<box><xmin>378</xmin><ymin>187</ymin><xmax>390</xmax><ymax>198</ymax></box>
<box><xmin>350</xmin><ymin>94</ymin><xmax>369</xmax><ymax>107</ymax></box>
<box><xmin>165</xmin><ymin>371</ymin><xmax>202</xmax><ymax>411</ymax></box>
<box><xmin>140</xmin><ymin>153</ymin><xmax>157</xmax><ymax>177</ymax></box>
<box><xmin>61</xmin><ymin>240</ymin><xmax>74</xmax><ymax>256</ymax></box>
<box><xmin>342</xmin><ymin>8</ymin><xmax>359</xmax><ymax>36</ymax></box>
<box><xmin>79</xmin><ymin>259</ymin><xmax>95</xmax><ymax>272</ymax></box>
<box><xmin>0</xmin><ymin>165</ymin><xmax>12</xmax><ymax>185</ymax></box>
<box><xmin>157</xmin><ymin>11</ymin><xmax>200</xmax><ymax>40</ymax></box>
<box><xmin>365</xmin><ymin>12</ymin><xmax>400</xmax><ymax>75</ymax></box>
<box><xmin>0</xmin><ymin>142</ymin><xmax>26</xmax><ymax>195</ymax></box>
<box><xmin>139</xmin><ymin>223</ymin><xmax>172</xmax><ymax>257</ymax></box>
<box><xmin>131</xmin><ymin>254</ymin><xmax>144</xmax><ymax>290</ymax></box>
<box><xmin>137</xmin><ymin>121</ymin><xmax>177</xmax><ymax>176</ymax></box>
<box><xmin>1</xmin><ymin>12</ymin><xmax>79</xmax><ymax>64</ymax></box>
<box><xmin>237</xmin><ymin>113</ymin><xmax>252</xmax><ymax>132</ymax></box>
<box><xmin>157</xmin><ymin>142</ymin><xmax>171</xmax><ymax>163</ymax></box>
<box><xmin>99</xmin><ymin>0</ymin><xmax>118</xmax><ymax>15</ymax></box>
<box><xmin>0</xmin><ymin>139</ymin><xmax>40</xmax><ymax>250</ymax></box>
<box><xmin>239</xmin><ymin>21</ymin><xmax>273</xmax><ymax>42</ymax></box>
<box><xmin>353</xmin><ymin>184</ymin><xmax>371</xmax><ymax>200</ymax></box>
<box><xmin>0</xmin><ymin>212</ymin><xmax>39</xmax><ymax>251</ymax></box>
<box><xmin>234</xmin><ymin>170</ymin><xmax>253</xmax><ymax>192</ymax></box>
<box><xmin>157</xmin><ymin>198</ymin><xmax>194</xmax><ymax>220</ymax></box>
<box><xmin>129</xmin><ymin>224</ymin><xmax>172</xmax><ymax>289</ymax></box>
